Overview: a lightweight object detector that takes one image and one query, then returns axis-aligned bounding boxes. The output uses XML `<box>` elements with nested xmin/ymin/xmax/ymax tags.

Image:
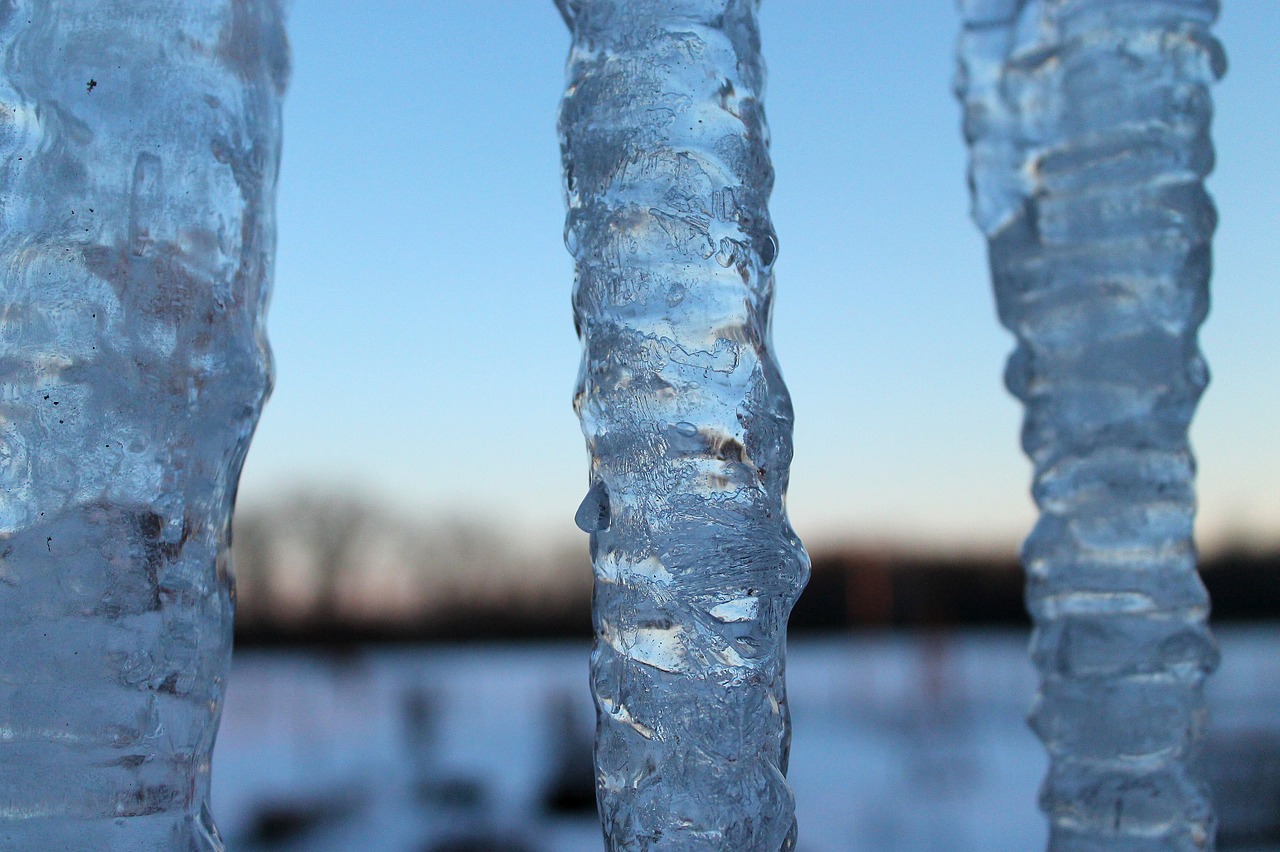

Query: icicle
<box><xmin>956</xmin><ymin>0</ymin><xmax>1225</xmax><ymax>847</ymax></box>
<box><xmin>0</xmin><ymin>2</ymin><xmax>287</xmax><ymax>847</ymax></box>
<box><xmin>558</xmin><ymin>1</ymin><xmax>808</xmax><ymax>848</ymax></box>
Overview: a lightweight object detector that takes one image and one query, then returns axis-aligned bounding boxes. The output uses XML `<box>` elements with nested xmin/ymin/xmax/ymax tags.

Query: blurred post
<box><xmin>957</xmin><ymin>0</ymin><xmax>1224</xmax><ymax>847</ymax></box>
<box><xmin>0</xmin><ymin>2</ymin><xmax>287</xmax><ymax>847</ymax></box>
<box><xmin>558</xmin><ymin>0</ymin><xmax>808</xmax><ymax>847</ymax></box>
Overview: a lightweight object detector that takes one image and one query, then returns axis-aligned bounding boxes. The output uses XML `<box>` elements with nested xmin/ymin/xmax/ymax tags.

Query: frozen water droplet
<box><xmin>1187</xmin><ymin>353</ymin><xmax>1209</xmax><ymax>391</ymax></box>
<box><xmin>673</xmin><ymin>421</ymin><xmax>698</xmax><ymax>437</ymax></box>
<box><xmin>758</xmin><ymin>233</ymin><xmax>777</xmax><ymax>268</ymax></box>
<box><xmin>575</xmin><ymin>479</ymin><xmax>611</xmax><ymax>533</ymax></box>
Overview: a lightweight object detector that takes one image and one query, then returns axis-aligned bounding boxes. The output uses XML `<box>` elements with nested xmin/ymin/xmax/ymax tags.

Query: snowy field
<box><xmin>213</xmin><ymin>627</ymin><xmax>1280</xmax><ymax>851</ymax></box>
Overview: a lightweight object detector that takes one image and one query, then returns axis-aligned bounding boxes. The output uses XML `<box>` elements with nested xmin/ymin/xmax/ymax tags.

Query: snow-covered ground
<box><xmin>213</xmin><ymin>627</ymin><xmax>1280</xmax><ymax>851</ymax></box>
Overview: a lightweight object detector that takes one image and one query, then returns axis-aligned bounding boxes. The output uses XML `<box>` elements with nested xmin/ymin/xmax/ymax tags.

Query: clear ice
<box><xmin>557</xmin><ymin>1</ymin><xmax>808</xmax><ymax>848</ymax></box>
<box><xmin>0</xmin><ymin>1</ymin><xmax>287</xmax><ymax>848</ymax></box>
<box><xmin>956</xmin><ymin>0</ymin><xmax>1224</xmax><ymax>847</ymax></box>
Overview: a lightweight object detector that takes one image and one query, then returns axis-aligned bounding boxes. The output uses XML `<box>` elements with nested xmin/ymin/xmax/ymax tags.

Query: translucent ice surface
<box><xmin>0</xmin><ymin>2</ymin><xmax>287</xmax><ymax>848</ymax></box>
<box><xmin>557</xmin><ymin>1</ymin><xmax>808</xmax><ymax>848</ymax></box>
<box><xmin>956</xmin><ymin>0</ymin><xmax>1224</xmax><ymax>847</ymax></box>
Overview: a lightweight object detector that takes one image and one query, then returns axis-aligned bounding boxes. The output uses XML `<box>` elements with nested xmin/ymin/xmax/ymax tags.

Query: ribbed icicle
<box><xmin>0</xmin><ymin>2</ymin><xmax>287</xmax><ymax>848</ymax></box>
<box><xmin>956</xmin><ymin>0</ymin><xmax>1225</xmax><ymax>848</ymax></box>
<box><xmin>557</xmin><ymin>1</ymin><xmax>808</xmax><ymax>848</ymax></box>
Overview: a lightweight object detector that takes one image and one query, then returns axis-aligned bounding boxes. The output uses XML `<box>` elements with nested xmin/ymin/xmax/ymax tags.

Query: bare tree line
<box><xmin>230</xmin><ymin>491</ymin><xmax>591</xmax><ymax>631</ymax></box>
<box><xmin>230</xmin><ymin>492</ymin><xmax>1280</xmax><ymax>638</ymax></box>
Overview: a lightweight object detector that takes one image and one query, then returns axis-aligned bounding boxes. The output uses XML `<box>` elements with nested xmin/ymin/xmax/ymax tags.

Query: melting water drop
<box><xmin>758</xmin><ymin>232</ymin><xmax>777</xmax><ymax>268</ymax></box>
<box><xmin>575</xmin><ymin>479</ymin><xmax>611</xmax><ymax>533</ymax></box>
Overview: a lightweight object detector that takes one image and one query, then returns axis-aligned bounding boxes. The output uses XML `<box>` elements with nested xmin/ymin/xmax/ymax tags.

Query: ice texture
<box><xmin>557</xmin><ymin>1</ymin><xmax>808</xmax><ymax>848</ymax></box>
<box><xmin>956</xmin><ymin>0</ymin><xmax>1224</xmax><ymax>848</ymax></box>
<box><xmin>0</xmin><ymin>1</ymin><xmax>287</xmax><ymax>848</ymax></box>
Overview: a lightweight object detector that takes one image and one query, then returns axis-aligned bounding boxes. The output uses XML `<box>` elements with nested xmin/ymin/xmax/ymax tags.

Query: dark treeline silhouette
<box><xmin>231</xmin><ymin>494</ymin><xmax>1280</xmax><ymax>647</ymax></box>
<box><xmin>791</xmin><ymin>547</ymin><xmax>1280</xmax><ymax>630</ymax></box>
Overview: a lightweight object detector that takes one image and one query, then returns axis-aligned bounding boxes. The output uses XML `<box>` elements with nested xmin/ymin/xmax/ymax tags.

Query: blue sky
<box><xmin>238</xmin><ymin>1</ymin><xmax>1280</xmax><ymax>553</ymax></box>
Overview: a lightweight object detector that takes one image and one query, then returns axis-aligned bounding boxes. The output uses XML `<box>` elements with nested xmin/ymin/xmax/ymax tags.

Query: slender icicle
<box><xmin>956</xmin><ymin>0</ymin><xmax>1224</xmax><ymax>848</ymax></box>
<box><xmin>0</xmin><ymin>2</ymin><xmax>286</xmax><ymax>848</ymax></box>
<box><xmin>558</xmin><ymin>1</ymin><xmax>807</xmax><ymax>848</ymax></box>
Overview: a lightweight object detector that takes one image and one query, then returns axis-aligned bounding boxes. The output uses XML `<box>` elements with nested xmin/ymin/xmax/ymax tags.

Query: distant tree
<box><xmin>276</xmin><ymin>492</ymin><xmax>374</xmax><ymax>623</ymax></box>
<box><xmin>229</xmin><ymin>508</ymin><xmax>274</xmax><ymax>623</ymax></box>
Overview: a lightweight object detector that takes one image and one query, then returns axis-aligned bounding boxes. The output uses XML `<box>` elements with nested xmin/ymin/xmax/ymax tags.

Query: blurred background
<box><xmin>215</xmin><ymin>2</ymin><xmax>1280</xmax><ymax>850</ymax></box>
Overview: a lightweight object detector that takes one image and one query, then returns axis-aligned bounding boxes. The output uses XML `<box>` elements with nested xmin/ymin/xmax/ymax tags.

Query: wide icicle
<box><xmin>557</xmin><ymin>1</ymin><xmax>808</xmax><ymax>848</ymax></box>
<box><xmin>956</xmin><ymin>0</ymin><xmax>1224</xmax><ymax>848</ymax></box>
<box><xmin>0</xmin><ymin>2</ymin><xmax>287</xmax><ymax>848</ymax></box>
